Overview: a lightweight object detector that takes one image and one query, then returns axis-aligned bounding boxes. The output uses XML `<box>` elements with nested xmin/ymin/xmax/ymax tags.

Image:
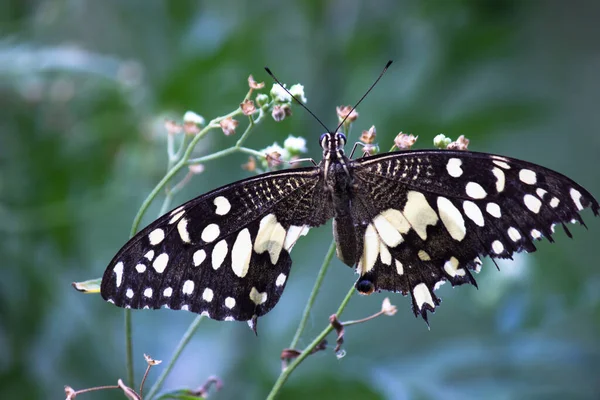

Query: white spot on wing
<box><xmin>466</xmin><ymin>182</ymin><xmax>487</xmax><ymax>199</ymax></box>
<box><xmin>524</xmin><ymin>194</ymin><xmax>542</xmax><ymax>213</ymax></box>
<box><xmin>231</xmin><ymin>228</ymin><xmax>252</xmax><ymax>278</ymax></box>
<box><xmin>224</xmin><ymin>316</ymin><xmax>235</xmax><ymax>322</ymax></box>
<box><xmin>444</xmin><ymin>257</ymin><xmax>465</xmax><ymax>277</ymax></box>
<box><xmin>395</xmin><ymin>259</ymin><xmax>404</xmax><ymax>275</ymax></box>
<box><xmin>144</xmin><ymin>250</ymin><xmax>155</xmax><ymax>261</ymax></box>
<box><xmin>536</xmin><ymin>188</ymin><xmax>547</xmax><ymax>198</ymax></box>
<box><xmin>193</xmin><ymin>249</ymin><xmax>206</xmax><ymax>267</ymax></box>
<box><xmin>149</xmin><ymin>228</ymin><xmax>165</xmax><ymax>245</ymax></box>
<box><xmin>550</xmin><ymin>197</ymin><xmax>560</xmax><ymax>208</ymax></box>
<box><xmin>249</xmin><ymin>287</ymin><xmax>267</xmax><ymax>305</ymax></box>
<box><xmin>177</xmin><ymin>218</ymin><xmax>191</xmax><ymax>243</ymax></box>
<box><xmin>492</xmin><ymin>160</ymin><xmax>511</xmax><ymax>169</ymax></box>
<box><xmin>201</xmin><ymin>224</ymin><xmax>220</xmax><ymax>243</ymax></box>
<box><xmin>446</xmin><ymin>158</ymin><xmax>463</xmax><ymax>177</ymax></box>
<box><xmin>135</xmin><ymin>264</ymin><xmax>146</xmax><ymax>273</ymax></box>
<box><xmin>570</xmin><ymin>188</ymin><xmax>584</xmax><ymax>210</ymax></box>
<box><xmin>225</xmin><ymin>297</ymin><xmax>236</xmax><ymax>309</ymax></box>
<box><xmin>126</xmin><ymin>288</ymin><xmax>134</xmax><ymax>298</ymax></box>
<box><xmin>276</xmin><ymin>273</ymin><xmax>287</xmax><ymax>287</ymax></box>
<box><xmin>373</xmin><ymin>214</ymin><xmax>404</xmax><ymax>247</ymax></box>
<box><xmin>492</xmin><ymin>240</ymin><xmax>504</xmax><ymax>254</ymax></box>
<box><xmin>360</xmin><ymin>223</ymin><xmax>380</xmax><ymax>274</ymax></box>
<box><xmin>202</xmin><ymin>288</ymin><xmax>214</xmax><ymax>302</ymax></box>
<box><xmin>380</xmin><ymin>208</ymin><xmax>411</xmax><ymax>234</ymax></box>
<box><xmin>379</xmin><ymin>241</ymin><xmax>392</xmax><ymax>265</ymax></box>
<box><xmin>212</xmin><ymin>240</ymin><xmax>228</xmax><ymax>270</ymax></box>
<box><xmin>507</xmin><ymin>227</ymin><xmax>521</xmax><ymax>242</ymax></box>
<box><xmin>283</xmin><ymin>225</ymin><xmax>310</xmax><ymax>251</ymax></box>
<box><xmin>168</xmin><ymin>210</ymin><xmax>185</xmax><ymax>224</ymax></box>
<box><xmin>403</xmin><ymin>191</ymin><xmax>439</xmax><ymax>240</ymax></box>
<box><xmin>214</xmin><ymin>196</ymin><xmax>231</xmax><ymax>215</ymax></box>
<box><xmin>143</xmin><ymin>288</ymin><xmax>153</xmax><ymax>298</ymax></box>
<box><xmin>463</xmin><ymin>201</ymin><xmax>485</xmax><ymax>227</ymax></box>
<box><xmin>163</xmin><ymin>287</ymin><xmax>173</xmax><ymax>297</ymax></box>
<box><xmin>519</xmin><ymin>169</ymin><xmax>537</xmax><ymax>185</ymax></box>
<box><xmin>492</xmin><ymin>167</ymin><xmax>505</xmax><ymax>192</ymax></box>
<box><xmin>113</xmin><ymin>262</ymin><xmax>124</xmax><ymax>288</ymax></box>
<box><xmin>418</xmin><ymin>250</ymin><xmax>431</xmax><ymax>261</ymax></box>
<box><xmin>486</xmin><ymin>202</ymin><xmax>501</xmax><ymax>218</ymax></box>
<box><xmin>437</xmin><ymin>196</ymin><xmax>466</xmax><ymax>241</ymax></box>
<box><xmin>531</xmin><ymin>229</ymin><xmax>542</xmax><ymax>239</ymax></box>
<box><xmin>182</xmin><ymin>280</ymin><xmax>195</xmax><ymax>295</ymax></box>
<box><xmin>413</xmin><ymin>283</ymin><xmax>434</xmax><ymax>309</ymax></box>
<box><xmin>152</xmin><ymin>253</ymin><xmax>169</xmax><ymax>273</ymax></box>
<box><xmin>181</xmin><ymin>304</ymin><xmax>189</xmax><ymax>311</ymax></box>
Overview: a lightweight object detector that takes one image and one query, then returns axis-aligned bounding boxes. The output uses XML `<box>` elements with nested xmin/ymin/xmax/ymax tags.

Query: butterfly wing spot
<box><xmin>486</xmin><ymin>202</ymin><xmax>502</xmax><ymax>218</ymax></box>
<box><xmin>570</xmin><ymin>188</ymin><xmax>584</xmax><ymax>210</ymax></box>
<box><xmin>202</xmin><ymin>288</ymin><xmax>214</xmax><ymax>302</ymax></box>
<box><xmin>152</xmin><ymin>253</ymin><xmax>169</xmax><ymax>273</ymax></box>
<box><xmin>443</xmin><ymin>257</ymin><xmax>465</xmax><ymax>277</ymax></box>
<box><xmin>163</xmin><ymin>287</ymin><xmax>173</xmax><ymax>297</ymax></box>
<box><xmin>373</xmin><ymin>214</ymin><xmax>404</xmax><ymax>247</ymax></box>
<box><xmin>395</xmin><ymin>259</ymin><xmax>404</xmax><ymax>275</ymax></box>
<box><xmin>224</xmin><ymin>297</ymin><xmax>236</xmax><ymax>309</ymax></box>
<box><xmin>181</xmin><ymin>304</ymin><xmax>189</xmax><ymax>311</ymax></box>
<box><xmin>379</xmin><ymin>241</ymin><xmax>393</xmax><ymax>265</ymax></box>
<box><xmin>523</xmin><ymin>194</ymin><xmax>542</xmax><ymax>214</ymax></box>
<box><xmin>413</xmin><ymin>283</ymin><xmax>435</xmax><ymax>311</ymax></box>
<box><xmin>465</xmin><ymin>182</ymin><xmax>487</xmax><ymax>199</ymax></box>
<box><xmin>418</xmin><ymin>250</ymin><xmax>431</xmax><ymax>261</ymax></box>
<box><xmin>536</xmin><ymin>188</ymin><xmax>548</xmax><ymax>198</ymax></box>
<box><xmin>283</xmin><ymin>225</ymin><xmax>310</xmax><ymax>251</ymax></box>
<box><xmin>403</xmin><ymin>191</ymin><xmax>439</xmax><ymax>240</ymax></box>
<box><xmin>182</xmin><ymin>280</ymin><xmax>195</xmax><ymax>295</ymax></box>
<box><xmin>193</xmin><ymin>249</ymin><xmax>206</xmax><ymax>267</ymax></box>
<box><xmin>213</xmin><ymin>196</ymin><xmax>231</xmax><ymax>216</ymax></box>
<box><xmin>360</xmin><ymin>223</ymin><xmax>380</xmax><ymax>274</ymax></box>
<box><xmin>531</xmin><ymin>229</ymin><xmax>542</xmax><ymax>239</ymax></box>
<box><xmin>148</xmin><ymin>228</ymin><xmax>165</xmax><ymax>245</ymax></box>
<box><xmin>177</xmin><ymin>218</ymin><xmax>191</xmax><ymax>243</ymax></box>
<box><xmin>492</xmin><ymin>167</ymin><xmax>506</xmax><ymax>192</ymax></box>
<box><xmin>113</xmin><ymin>262</ymin><xmax>124</xmax><ymax>287</ymax></box>
<box><xmin>126</xmin><ymin>288</ymin><xmax>134</xmax><ymax>299</ymax></box>
<box><xmin>143</xmin><ymin>250</ymin><xmax>154</xmax><ymax>261</ymax></box>
<box><xmin>275</xmin><ymin>273</ymin><xmax>287</xmax><ymax>287</ymax></box>
<box><xmin>224</xmin><ymin>316</ymin><xmax>235</xmax><ymax>321</ymax></box>
<box><xmin>249</xmin><ymin>287</ymin><xmax>267</xmax><ymax>305</ymax></box>
<box><xmin>437</xmin><ymin>196</ymin><xmax>466</xmax><ymax>241</ymax></box>
<box><xmin>493</xmin><ymin>160</ymin><xmax>511</xmax><ymax>169</ymax></box>
<box><xmin>201</xmin><ymin>224</ymin><xmax>220</xmax><ymax>243</ymax></box>
<box><xmin>135</xmin><ymin>263</ymin><xmax>146</xmax><ymax>273</ymax></box>
<box><xmin>507</xmin><ymin>227</ymin><xmax>522</xmax><ymax>242</ymax></box>
<box><xmin>253</xmin><ymin>214</ymin><xmax>286</xmax><ymax>264</ymax></box>
<box><xmin>168</xmin><ymin>210</ymin><xmax>185</xmax><ymax>224</ymax></box>
<box><xmin>492</xmin><ymin>240</ymin><xmax>505</xmax><ymax>255</ymax></box>
<box><xmin>231</xmin><ymin>228</ymin><xmax>253</xmax><ymax>278</ymax></box>
<box><xmin>519</xmin><ymin>169</ymin><xmax>537</xmax><ymax>185</ymax></box>
<box><xmin>211</xmin><ymin>240</ymin><xmax>228</xmax><ymax>270</ymax></box>
<box><xmin>550</xmin><ymin>197</ymin><xmax>560</xmax><ymax>208</ymax></box>
<box><xmin>143</xmin><ymin>288</ymin><xmax>153</xmax><ymax>298</ymax></box>
<box><xmin>446</xmin><ymin>158</ymin><xmax>463</xmax><ymax>177</ymax></box>
<box><xmin>463</xmin><ymin>201</ymin><xmax>485</xmax><ymax>227</ymax></box>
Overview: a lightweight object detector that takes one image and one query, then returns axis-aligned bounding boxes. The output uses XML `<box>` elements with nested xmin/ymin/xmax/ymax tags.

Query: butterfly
<box><xmin>100</xmin><ymin>127</ymin><xmax>599</xmax><ymax>330</ymax></box>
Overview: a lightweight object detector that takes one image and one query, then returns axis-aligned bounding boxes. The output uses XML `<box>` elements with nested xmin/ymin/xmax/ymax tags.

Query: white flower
<box><xmin>261</xmin><ymin>142</ymin><xmax>290</xmax><ymax>160</ymax></box>
<box><xmin>183</xmin><ymin>111</ymin><xmax>205</xmax><ymax>125</ymax></box>
<box><xmin>284</xmin><ymin>135</ymin><xmax>307</xmax><ymax>154</ymax></box>
<box><xmin>270</xmin><ymin>83</ymin><xmax>292</xmax><ymax>103</ymax></box>
<box><xmin>289</xmin><ymin>84</ymin><xmax>307</xmax><ymax>103</ymax></box>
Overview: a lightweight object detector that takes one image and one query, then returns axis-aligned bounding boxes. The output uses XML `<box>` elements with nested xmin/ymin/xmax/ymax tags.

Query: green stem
<box><xmin>289</xmin><ymin>240</ymin><xmax>336</xmax><ymax>349</ymax></box>
<box><xmin>145</xmin><ymin>316</ymin><xmax>206</xmax><ymax>400</ymax></box>
<box><xmin>266</xmin><ymin>285</ymin><xmax>355</xmax><ymax>400</ymax></box>
<box><xmin>124</xmin><ymin>309</ymin><xmax>134</xmax><ymax>388</ymax></box>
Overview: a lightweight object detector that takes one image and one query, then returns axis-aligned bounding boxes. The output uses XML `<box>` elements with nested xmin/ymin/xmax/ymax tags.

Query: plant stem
<box><xmin>289</xmin><ymin>240</ymin><xmax>336</xmax><ymax>349</ymax></box>
<box><xmin>146</xmin><ymin>315</ymin><xmax>205</xmax><ymax>400</ymax></box>
<box><xmin>125</xmin><ymin>309</ymin><xmax>134</xmax><ymax>388</ymax></box>
<box><xmin>266</xmin><ymin>285</ymin><xmax>355</xmax><ymax>400</ymax></box>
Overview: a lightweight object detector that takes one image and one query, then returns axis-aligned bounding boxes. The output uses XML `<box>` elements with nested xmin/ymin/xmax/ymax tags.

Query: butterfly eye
<box><xmin>337</xmin><ymin>133</ymin><xmax>347</xmax><ymax>145</ymax></box>
<box><xmin>319</xmin><ymin>133</ymin><xmax>329</xmax><ymax>147</ymax></box>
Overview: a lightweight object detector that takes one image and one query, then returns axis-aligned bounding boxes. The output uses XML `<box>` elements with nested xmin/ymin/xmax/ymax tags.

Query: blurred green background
<box><xmin>1</xmin><ymin>1</ymin><xmax>599</xmax><ymax>399</ymax></box>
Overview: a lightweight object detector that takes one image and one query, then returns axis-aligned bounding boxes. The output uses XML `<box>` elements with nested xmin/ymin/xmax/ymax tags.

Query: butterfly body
<box><xmin>101</xmin><ymin>131</ymin><xmax>598</xmax><ymax>326</ymax></box>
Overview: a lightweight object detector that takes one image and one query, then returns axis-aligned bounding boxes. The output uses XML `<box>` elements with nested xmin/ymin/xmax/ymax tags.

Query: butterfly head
<box><xmin>320</xmin><ymin>132</ymin><xmax>347</xmax><ymax>161</ymax></box>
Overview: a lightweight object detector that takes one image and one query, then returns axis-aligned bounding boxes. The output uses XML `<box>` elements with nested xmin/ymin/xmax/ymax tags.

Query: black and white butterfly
<box><xmin>101</xmin><ymin>127</ymin><xmax>599</xmax><ymax>329</ymax></box>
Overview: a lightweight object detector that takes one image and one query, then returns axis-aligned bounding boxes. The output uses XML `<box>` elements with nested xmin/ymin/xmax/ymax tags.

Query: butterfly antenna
<box><xmin>335</xmin><ymin>60</ymin><xmax>393</xmax><ymax>133</ymax></box>
<box><xmin>265</xmin><ymin>67</ymin><xmax>332</xmax><ymax>133</ymax></box>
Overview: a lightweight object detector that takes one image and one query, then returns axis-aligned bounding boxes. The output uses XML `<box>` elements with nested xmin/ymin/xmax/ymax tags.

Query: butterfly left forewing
<box><xmin>351</xmin><ymin>149</ymin><xmax>599</xmax><ymax>320</ymax></box>
<box><xmin>101</xmin><ymin>167</ymin><xmax>330</xmax><ymax>325</ymax></box>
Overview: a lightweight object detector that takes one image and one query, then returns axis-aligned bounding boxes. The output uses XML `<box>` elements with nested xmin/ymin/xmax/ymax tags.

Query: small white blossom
<box><xmin>183</xmin><ymin>111</ymin><xmax>205</xmax><ymax>125</ymax></box>
<box><xmin>270</xmin><ymin>83</ymin><xmax>292</xmax><ymax>103</ymax></box>
<box><xmin>284</xmin><ymin>135</ymin><xmax>307</xmax><ymax>154</ymax></box>
<box><xmin>289</xmin><ymin>84</ymin><xmax>307</xmax><ymax>103</ymax></box>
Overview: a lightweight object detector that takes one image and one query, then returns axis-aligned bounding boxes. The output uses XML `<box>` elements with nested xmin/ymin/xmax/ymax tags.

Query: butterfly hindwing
<box><xmin>101</xmin><ymin>167</ymin><xmax>331</xmax><ymax>324</ymax></box>
<box><xmin>351</xmin><ymin>150</ymin><xmax>599</xmax><ymax>320</ymax></box>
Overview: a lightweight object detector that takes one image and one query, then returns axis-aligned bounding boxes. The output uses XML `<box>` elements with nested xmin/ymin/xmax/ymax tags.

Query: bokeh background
<box><xmin>2</xmin><ymin>1</ymin><xmax>599</xmax><ymax>399</ymax></box>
